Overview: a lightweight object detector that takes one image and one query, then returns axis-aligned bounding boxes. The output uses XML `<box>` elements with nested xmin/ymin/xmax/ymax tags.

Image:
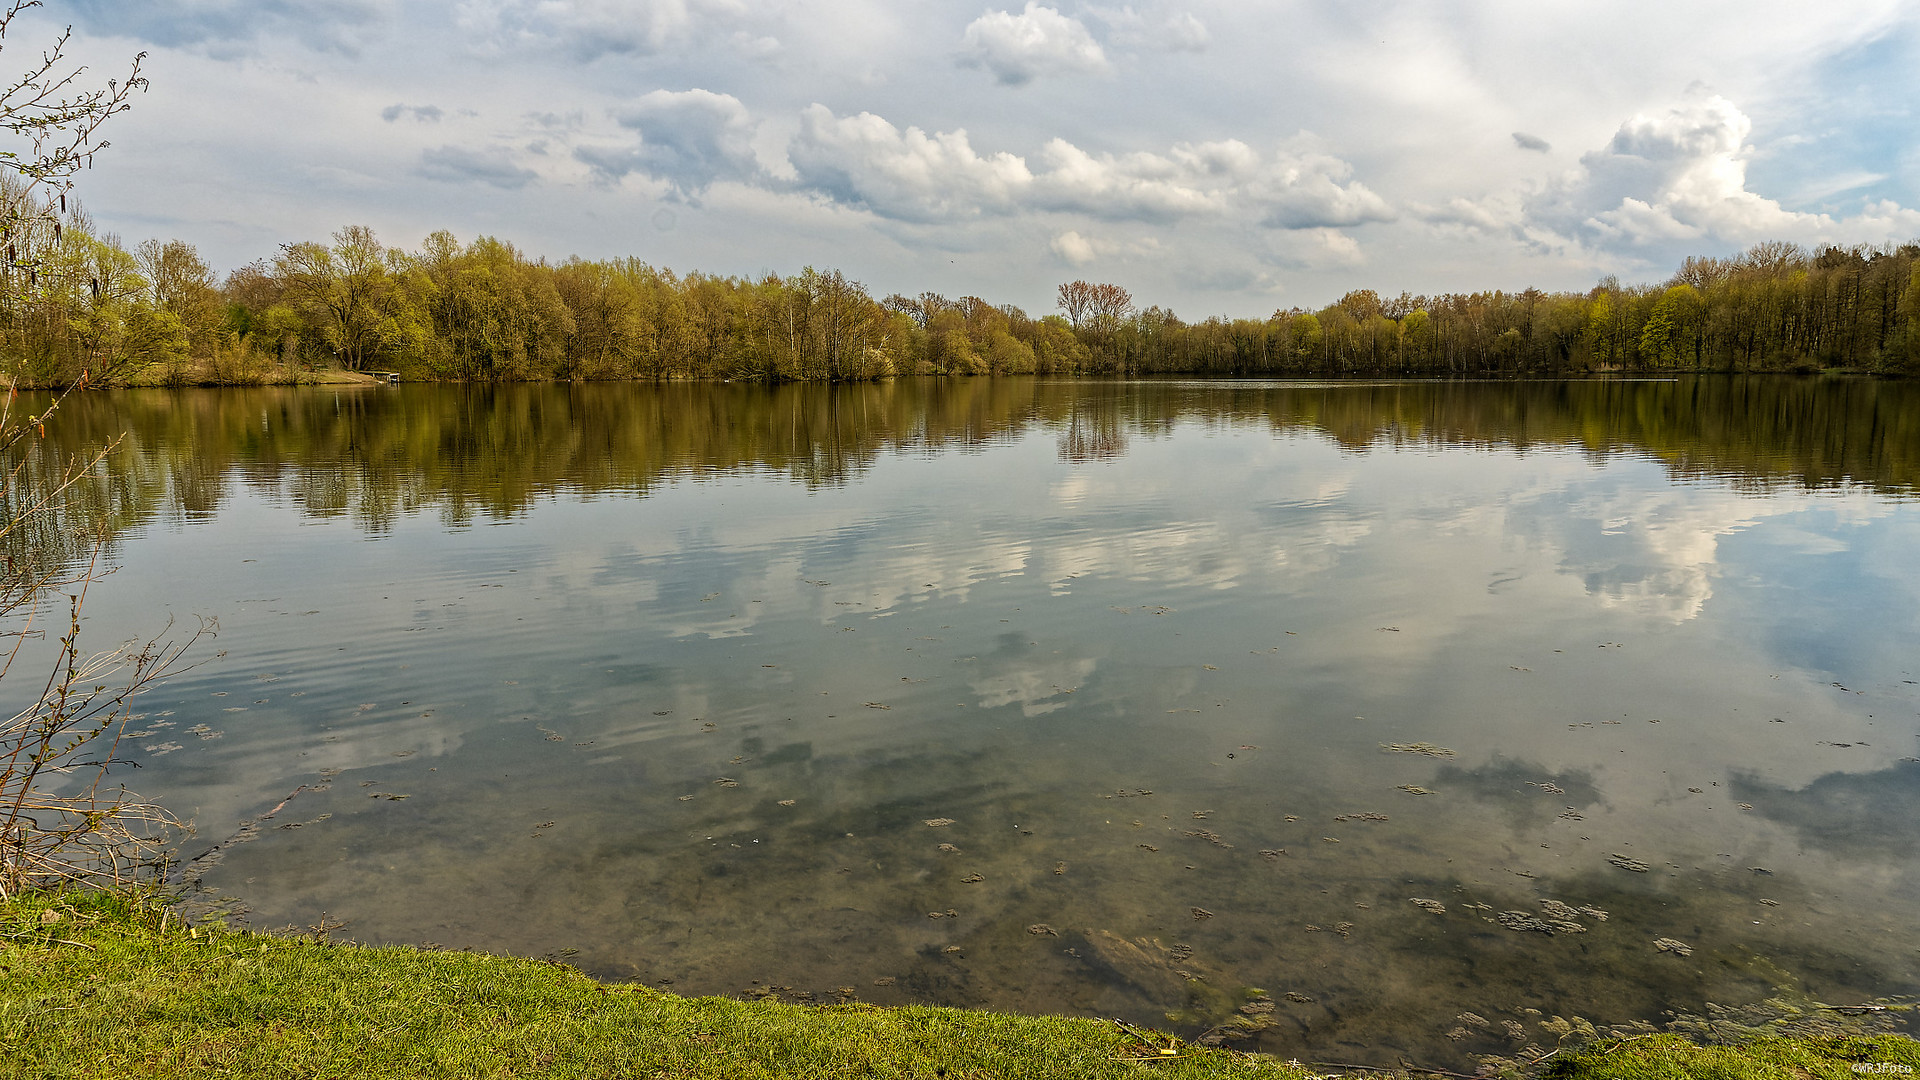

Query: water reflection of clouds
<box><xmin>970</xmin><ymin>654</ymin><xmax>1099</xmax><ymax>717</ymax></box>
<box><xmin>1047</xmin><ymin>520</ymin><xmax>1244</xmax><ymax>592</ymax></box>
<box><xmin>619</xmin><ymin>437</ymin><xmax>1772</xmax><ymax>636</ymax></box>
<box><xmin>1049</xmin><ymin>471</ymin><xmax>1095</xmax><ymax>509</ymax></box>
<box><xmin>774</xmin><ymin>531</ymin><xmax>1034</xmax><ymax>615</ymax></box>
<box><xmin>131</xmin><ymin>705</ymin><xmax>470</xmax><ymax>826</ymax></box>
<box><xmin>1731</xmin><ymin>760</ymin><xmax>1920</xmax><ymax>862</ymax></box>
<box><xmin>1558</xmin><ymin>480</ymin><xmax>1888</xmax><ymax>623</ymax></box>
<box><xmin>1726</xmin><ymin>508</ymin><xmax>1920</xmax><ymax>685</ymax></box>
<box><xmin>538</xmin><ymin>432</ymin><xmax>1404</xmax><ymax>617</ymax></box>
<box><xmin>1262</xmin><ymin>511</ymin><xmax>1372</xmax><ymax>578</ymax></box>
<box><xmin>444</xmin><ymin>428</ymin><xmax>1910</xmax><ymax>738</ymax></box>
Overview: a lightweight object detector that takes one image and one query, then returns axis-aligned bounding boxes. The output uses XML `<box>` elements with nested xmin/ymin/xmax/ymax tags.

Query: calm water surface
<box><xmin>15</xmin><ymin>377</ymin><xmax>1920</xmax><ymax>1065</ymax></box>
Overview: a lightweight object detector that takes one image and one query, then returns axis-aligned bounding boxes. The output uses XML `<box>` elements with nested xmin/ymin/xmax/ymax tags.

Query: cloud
<box><xmin>788</xmin><ymin>107</ymin><xmax>1390</xmax><ymax>229</ymax></box>
<box><xmin>788</xmin><ymin>105</ymin><xmax>1034</xmax><ymax>221</ymax></box>
<box><xmin>527</xmin><ymin>111</ymin><xmax>586</xmax><ymax>131</ymax></box>
<box><xmin>1242</xmin><ymin>145</ymin><xmax>1396</xmax><ymax>228</ymax></box>
<box><xmin>1512</xmin><ymin>132</ymin><xmax>1550</xmax><ymax>152</ymax></box>
<box><xmin>418</xmin><ymin>145</ymin><xmax>539</xmax><ymax>189</ymax></box>
<box><xmin>1265</xmin><ymin>227</ymin><xmax>1367</xmax><ymax>271</ymax></box>
<box><xmin>1517</xmin><ymin>91</ymin><xmax>1920</xmax><ymax>255</ymax></box>
<box><xmin>1787</xmin><ymin>170</ymin><xmax>1889</xmax><ymax>204</ymax></box>
<box><xmin>382</xmin><ymin>104</ymin><xmax>445</xmax><ymax>123</ymax></box>
<box><xmin>1034</xmin><ymin>137</ymin><xmax>1392</xmax><ymax>227</ymax></box>
<box><xmin>1093</xmin><ymin>5</ymin><xmax>1210</xmax><ymax>52</ymax></box>
<box><xmin>1030</xmin><ymin>139</ymin><xmax>1231</xmax><ymax>220</ymax></box>
<box><xmin>1048</xmin><ymin>230</ymin><xmax>1168</xmax><ymax>270</ymax></box>
<box><xmin>1050</xmin><ymin>230</ymin><xmax>1098</xmax><ymax>265</ymax></box>
<box><xmin>577</xmin><ymin>89</ymin><xmax>761</xmax><ymax>193</ymax></box>
<box><xmin>456</xmin><ymin>0</ymin><xmax>732</xmax><ymax>60</ymax></box>
<box><xmin>1417</xmin><ymin>192</ymin><xmax>1523</xmax><ymax>232</ymax></box>
<box><xmin>1159</xmin><ymin>12</ymin><xmax>1210</xmax><ymax>51</ymax></box>
<box><xmin>957</xmin><ymin>3</ymin><xmax>1109</xmax><ymax>86</ymax></box>
<box><xmin>69</xmin><ymin>0</ymin><xmax>393</xmax><ymax>55</ymax></box>
<box><xmin>729</xmin><ymin>30</ymin><xmax>783</xmax><ymax>59</ymax></box>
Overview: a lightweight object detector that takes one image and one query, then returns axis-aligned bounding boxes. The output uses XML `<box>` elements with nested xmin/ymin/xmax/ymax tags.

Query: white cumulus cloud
<box><xmin>788</xmin><ymin>105</ymin><xmax>1035</xmax><ymax>221</ymax></box>
<box><xmin>1050</xmin><ymin>230</ymin><xmax>1098</xmax><ymax>265</ymax></box>
<box><xmin>1526</xmin><ymin>91</ymin><xmax>1920</xmax><ymax>252</ymax></box>
<box><xmin>787</xmin><ymin>108</ymin><xmax>1391</xmax><ymax>231</ymax></box>
<box><xmin>1032</xmin><ymin>137</ymin><xmax>1392</xmax><ymax>227</ymax></box>
<box><xmin>1032</xmin><ymin>139</ymin><xmax>1231</xmax><ymax>220</ymax></box>
<box><xmin>1244</xmin><ymin>145</ymin><xmax>1396</xmax><ymax>228</ymax></box>
<box><xmin>957</xmin><ymin>3</ymin><xmax>1109</xmax><ymax>85</ymax></box>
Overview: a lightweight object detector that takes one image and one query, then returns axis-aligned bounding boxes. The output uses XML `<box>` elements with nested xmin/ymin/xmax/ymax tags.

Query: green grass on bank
<box><xmin>1542</xmin><ymin>1033</ymin><xmax>1920</xmax><ymax>1080</ymax></box>
<box><xmin>4</xmin><ymin>890</ymin><xmax>1919</xmax><ymax>1080</ymax></box>
<box><xmin>0</xmin><ymin>890</ymin><xmax>1307</xmax><ymax>1080</ymax></box>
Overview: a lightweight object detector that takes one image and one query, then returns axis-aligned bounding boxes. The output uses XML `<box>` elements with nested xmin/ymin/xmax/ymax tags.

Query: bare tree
<box><xmin>1090</xmin><ymin>284</ymin><xmax>1133</xmax><ymax>329</ymax></box>
<box><xmin>1057</xmin><ymin>280</ymin><xmax>1133</xmax><ymax>333</ymax></box>
<box><xmin>1057</xmin><ymin>280</ymin><xmax>1094</xmax><ymax>330</ymax></box>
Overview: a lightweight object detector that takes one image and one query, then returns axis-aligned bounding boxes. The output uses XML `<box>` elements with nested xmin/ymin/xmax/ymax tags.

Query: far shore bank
<box><xmin>4</xmin><ymin>364</ymin><xmax>1905</xmax><ymax>393</ymax></box>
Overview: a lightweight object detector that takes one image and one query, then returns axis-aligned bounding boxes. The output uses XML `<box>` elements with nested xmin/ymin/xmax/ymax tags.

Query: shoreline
<box><xmin>4</xmin><ymin>365</ymin><xmax>1902</xmax><ymax>392</ymax></box>
<box><xmin>5</xmin><ymin>888</ymin><xmax>1915</xmax><ymax>1080</ymax></box>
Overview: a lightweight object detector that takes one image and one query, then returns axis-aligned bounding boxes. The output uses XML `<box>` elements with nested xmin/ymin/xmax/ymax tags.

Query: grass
<box><xmin>6</xmin><ymin>890</ymin><xmax>1918</xmax><ymax>1080</ymax></box>
<box><xmin>0</xmin><ymin>889</ymin><xmax>1310</xmax><ymax>1080</ymax></box>
<box><xmin>1541</xmin><ymin>1033</ymin><xmax>1920</xmax><ymax>1080</ymax></box>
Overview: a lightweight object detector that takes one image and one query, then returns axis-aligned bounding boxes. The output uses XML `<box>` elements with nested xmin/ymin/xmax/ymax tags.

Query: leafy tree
<box><xmin>1288</xmin><ymin>312</ymin><xmax>1322</xmax><ymax>365</ymax></box>
<box><xmin>274</xmin><ymin>226</ymin><xmax>411</xmax><ymax>371</ymax></box>
<box><xmin>1640</xmin><ymin>284</ymin><xmax>1702</xmax><ymax>368</ymax></box>
<box><xmin>134</xmin><ymin>238</ymin><xmax>221</xmax><ymax>357</ymax></box>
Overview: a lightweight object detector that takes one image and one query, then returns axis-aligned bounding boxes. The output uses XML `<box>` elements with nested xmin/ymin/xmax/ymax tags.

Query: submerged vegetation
<box><xmin>3</xmin><ymin>200</ymin><xmax>1917</xmax><ymax>387</ymax></box>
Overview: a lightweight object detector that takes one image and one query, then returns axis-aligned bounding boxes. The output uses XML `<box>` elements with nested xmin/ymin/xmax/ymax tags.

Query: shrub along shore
<box><xmin>3</xmin><ymin>889</ymin><xmax>1916</xmax><ymax>1080</ymax></box>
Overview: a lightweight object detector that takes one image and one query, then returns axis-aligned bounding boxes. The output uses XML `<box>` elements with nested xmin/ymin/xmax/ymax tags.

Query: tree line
<box><xmin>4</xmin><ymin>191</ymin><xmax>1918</xmax><ymax>387</ymax></box>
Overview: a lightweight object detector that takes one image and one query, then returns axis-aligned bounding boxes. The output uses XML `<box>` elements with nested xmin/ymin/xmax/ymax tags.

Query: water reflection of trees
<box><xmin>9</xmin><ymin>375</ymin><xmax>1918</xmax><ymax>558</ymax></box>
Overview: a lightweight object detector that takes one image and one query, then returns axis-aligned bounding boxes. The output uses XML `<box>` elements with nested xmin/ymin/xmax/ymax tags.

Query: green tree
<box><xmin>1639</xmin><ymin>284</ymin><xmax>1702</xmax><ymax>368</ymax></box>
<box><xmin>275</xmin><ymin>225</ymin><xmax>409</xmax><ymax>371</ymax></box>
<box><xmin>1288</xmin><ymin>312</ymin><xmax>1323</xmax><ymax>365</ymax></box>
<box><xmin>134</xmin><ymin>238</ymin><xmax>222</xmax><ymax>358</ymax></box>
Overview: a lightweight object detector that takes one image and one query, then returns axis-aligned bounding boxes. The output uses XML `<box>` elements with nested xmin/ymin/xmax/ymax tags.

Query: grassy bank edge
<box><xmin>2</xmin><ymin>889</ymin><xmax>1916</xmax><ymax>1080</ymax></box>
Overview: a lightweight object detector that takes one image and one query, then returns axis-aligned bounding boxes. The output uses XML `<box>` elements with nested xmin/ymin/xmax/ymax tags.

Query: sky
<box><xmin>21</xmin><ymin>0</ymin><xmax>1920</xmax><ymax>318</ymax></box>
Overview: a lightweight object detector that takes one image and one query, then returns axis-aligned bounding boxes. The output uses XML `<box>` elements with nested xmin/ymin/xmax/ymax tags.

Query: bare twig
<box><xmin>0</xmin><ymin>601</ymin><xmax>211</xmax><ymax>897</ymax></box>
<box><xmin>1</xmin><ymin>421</ymin><xmax>211</xmax><ymax>897</ymax></box>
<box><xmin>1</xmin><ymin>0</ymin><xmax>148</xmax><ymax>245</ymax></box>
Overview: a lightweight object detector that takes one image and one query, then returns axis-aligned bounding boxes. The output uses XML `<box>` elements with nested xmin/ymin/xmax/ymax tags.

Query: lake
<box><xmin>12</xmin><ymin>376</ymin><xmax>1920</xmax><ymax>1067</ymax></box>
